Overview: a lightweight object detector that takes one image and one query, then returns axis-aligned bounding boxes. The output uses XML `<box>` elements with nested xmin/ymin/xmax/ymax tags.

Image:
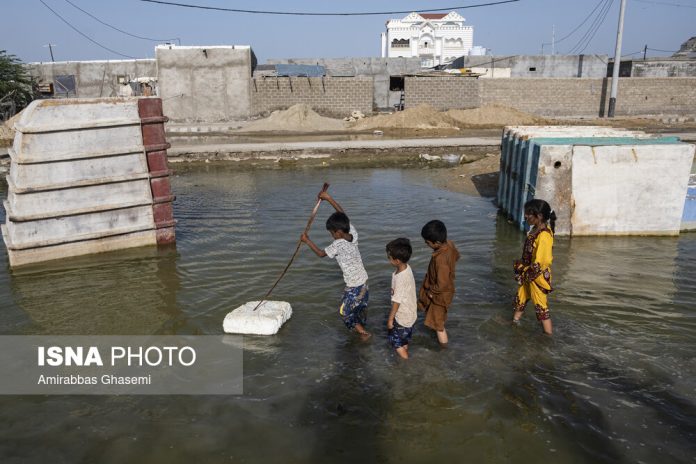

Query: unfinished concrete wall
<box><xmin>156</xmin><ymin>45</ymin><xmax>255</xmax><ymax>122</ymax></box>
<box><xmin>266</xmin><ymin>57</ymin><xmax>421</xmax><ymax>110</ymax></box>
<box><xmin>250</xmin><ymin>77</ymin><xmax>373</xmax><ymax>118</ymax></box>
<box><xmin>630</xmin><ymin>59</ymin><xmax>696</xmax><ymax>77</ymax></box>
<box><xmin>452</xmin><ymin>55</ymin><xmax>608</xmax><ymax>78</ymax></box>
<box><xmin>404</xmin><ymin>76</ymin><xmax>480</xmax><ymax>110</ymax></box>
<box><xmin>27</xmin><ymin>60</ymin><xmax>157</xmax><ymax>98</ymax></box>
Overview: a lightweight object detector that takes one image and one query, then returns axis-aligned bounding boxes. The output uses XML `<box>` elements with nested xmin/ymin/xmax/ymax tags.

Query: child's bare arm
<box><xmin>300</xmin><ymin>233</ymin><xmax>327</xmax><ymax>257</ymax></box>
<box><xmin>387</xmin><ymin>302</ymin><xmax>400</xmax><ymax>329</ymax></box>
<box><xmin>319</xmin><ymin>191</ymin><xmax>344</xmax><ymax>214</ymax></box>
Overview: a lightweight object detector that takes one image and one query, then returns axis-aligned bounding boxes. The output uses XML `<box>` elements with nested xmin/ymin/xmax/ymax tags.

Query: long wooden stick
<box><xmin>252</xmin><ymin>182</ymin><xmax>329</xmax><ymax>311</ymax></box>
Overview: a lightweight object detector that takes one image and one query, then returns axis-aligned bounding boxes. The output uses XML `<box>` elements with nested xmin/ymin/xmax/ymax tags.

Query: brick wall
<box><xmin>251</xmin><ymin>77</ymin><xmax>373</xmax><ymax>118</ymax></box>
<box><xmin>404</xmin><ymin>76</ymin><xmax>480</xmax><ymax>110</ymax></box>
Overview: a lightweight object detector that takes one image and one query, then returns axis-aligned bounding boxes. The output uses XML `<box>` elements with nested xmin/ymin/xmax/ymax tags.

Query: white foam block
<box><xmin>223</xmin><ymin>301</ymin><xmax>292</xmax><ymax>335</ymax></box>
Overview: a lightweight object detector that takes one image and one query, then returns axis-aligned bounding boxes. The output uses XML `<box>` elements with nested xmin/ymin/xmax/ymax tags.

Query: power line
<box><xmin>63</xmin><ymin>0</ymin><xmax>181</xmax><ymax>44</ymax></box>
<box><xmin>634</xmin><ymin>0</ymin><xmax>696</xmax><ymax>8</ymax></box>
<box><xmin>571</xmin><ymin>0</ymin><xmax>614</xmax><ymax>54</ymax></box>
<box><xmin>647</xmin><ymin>47</ymin><xmax>679</xmax><ymax>52</ymax></box>
<box><xmin>138</xmin><ymin>0</ymin><xmax>521</xmax><ymax>16</ymax></box>
<box><xmin>39</xmin><ymin>0</ymin><xmax>137</xmax><ymax>59</ymax></box>
<box><xmin>542</xmin><ymin>0</ymin><xmax>605</xmax><ymax>47</ymax></box>
<box><xmin>566</xmin><ymin>0</ymin><xmax>614</xmax><ymax>55</ymax></box>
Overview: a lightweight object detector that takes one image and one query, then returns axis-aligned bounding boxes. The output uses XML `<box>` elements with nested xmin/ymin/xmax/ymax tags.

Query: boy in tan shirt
<box><xmin>418</xmin><ymin>220</ymin><xmax>460</xmax><ymax>346</ymax></box>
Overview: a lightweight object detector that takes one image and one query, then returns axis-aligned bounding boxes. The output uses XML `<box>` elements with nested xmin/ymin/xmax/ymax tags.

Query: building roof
<box><xmin>420</xmin><ymin>13</ymin><xmax>448</xmax><ymax>19</ymax></box>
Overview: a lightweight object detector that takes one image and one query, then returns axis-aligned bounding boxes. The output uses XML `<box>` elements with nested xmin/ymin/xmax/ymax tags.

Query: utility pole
<box><xmin>643</xmin><ymin>44</ymin><xmax>647</xmax><ymax>60</ymax></box>
<box><xmin>43</xmin><ymin>43</ymin><xmax>56</xmax><ymax>62</ymax></box>
<box><xmin>608</xmin><ymin>0</ymin><xmax>627</xmax><ymax>118</ymax></box>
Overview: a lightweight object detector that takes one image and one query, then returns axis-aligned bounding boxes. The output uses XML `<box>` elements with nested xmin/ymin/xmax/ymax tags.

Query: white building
<box><xmin>380</xmin><ymin>12</ymin><xmax>474</xmax><ymax>68</ymax></box>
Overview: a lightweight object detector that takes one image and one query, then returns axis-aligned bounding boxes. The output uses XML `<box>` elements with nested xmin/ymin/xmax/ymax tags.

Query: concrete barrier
<box><xmin>498</xmin><ymin>126</ymin><xmax>695</xmax><ymax>236</ymax></box>
<box><xmin>1</xmin><ymin>97</ymin><xmax>176</xmax><ymax>267</ymax></box>
<box><xmin>682</xmin><ymin>174</ymin><xmax>696</xmax><ymax>232</ymax></box>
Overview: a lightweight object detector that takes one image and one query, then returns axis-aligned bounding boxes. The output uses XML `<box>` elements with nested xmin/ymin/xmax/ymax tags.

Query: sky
<box><xmin>1</xmin><ymin>0</ymin><xmax>694</xmax><ymax>64</ymax></box>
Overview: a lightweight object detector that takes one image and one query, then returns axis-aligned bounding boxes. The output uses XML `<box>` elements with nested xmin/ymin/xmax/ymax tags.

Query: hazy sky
<box><xmin>1</xmin><ymin>0</ymin><xmax>694</xmax><ymax>63</ymax></box>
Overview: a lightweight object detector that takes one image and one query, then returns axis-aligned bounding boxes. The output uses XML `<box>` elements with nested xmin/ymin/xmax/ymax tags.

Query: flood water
<box><xmin>0</xmin><ymin>165</ymin><xmax>695</xmax><ymax>463</ymax></box>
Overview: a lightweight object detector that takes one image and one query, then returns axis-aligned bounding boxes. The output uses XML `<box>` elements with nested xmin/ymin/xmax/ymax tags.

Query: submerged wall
<box><xmin>497</xmin><ymin>126</ymin><xmax>695</xmax><ymax>236</ymax></box>
<box><xmin>1</xmin><ymin>98</ymin><xmax>175</xmax><ymax>267</ymax></box>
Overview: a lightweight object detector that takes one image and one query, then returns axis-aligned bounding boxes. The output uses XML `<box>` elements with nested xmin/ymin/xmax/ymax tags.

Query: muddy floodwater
<box><xmin>0</xmin><ymin>165</ymin><xmax>695</xmax><ymax>463</ymax></box>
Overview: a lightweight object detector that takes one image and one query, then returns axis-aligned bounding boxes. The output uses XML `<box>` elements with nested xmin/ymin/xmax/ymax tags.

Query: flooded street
<box><xmin>1</xmin><ymin>165</ymin><xmax>694</xmax><ymax>463</ymax></box>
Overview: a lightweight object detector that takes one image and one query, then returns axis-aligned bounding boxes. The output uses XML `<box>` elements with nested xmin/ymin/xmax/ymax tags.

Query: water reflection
<box><xmin>0</xmin><ymin>166</ymin><xmax>694</xmax><ymax>463</ymax></box>
<box><xmin>7</xmin><ymin>245</ymin><xmax>181</xmax><ymax>335</ymax></box>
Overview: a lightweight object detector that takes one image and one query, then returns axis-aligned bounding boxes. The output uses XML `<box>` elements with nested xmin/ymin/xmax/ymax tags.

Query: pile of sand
<box><xmin>0</xmin><ymin>112</ymin><xmax>21</xmax><ymax>143</ymax></box>
<box><xmin>351</xmin><ymin>104</ymin><xmax>458</xmax><ymax>131</ymax></box>
<box><xmin>446</xmin><ymin>105</ymin><xmax>550</xmax><ymax>127</ymax></box>
<box><xmin>243</xmin><ymin>104</ymin><xmax>347</xmax><ymax>132</ymax></box>
<box><xmin>351</xmin><ymin>104</ymin><xmax>550</xmax><ymax>131</ymax></box>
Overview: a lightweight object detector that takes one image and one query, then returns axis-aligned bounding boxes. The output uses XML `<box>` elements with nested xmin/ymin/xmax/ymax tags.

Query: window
<box><xmin>389</xmin><ymin>76</ymin><xmax>405</xmax><ymax>91</ymax></box>
<box><xmin>529</xmin><ymin>67</ymin><xmax>537</xmax><ymax>72</ymax></box>
<box><xmin>391</xmin><ymin>38</ymin><xmax>410</xmax><ymax>48</ymax></box>
<box><xmin>53</xmin><ymin>75</ymin><xmax>77</xmax><ymax>97</ymax></box>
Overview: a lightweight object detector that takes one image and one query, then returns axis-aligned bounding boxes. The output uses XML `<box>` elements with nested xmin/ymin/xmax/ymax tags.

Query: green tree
<box><xmin>0</xmin><ymin>50</ymin><xmax>34</xmax><ymax>117</ymax></box>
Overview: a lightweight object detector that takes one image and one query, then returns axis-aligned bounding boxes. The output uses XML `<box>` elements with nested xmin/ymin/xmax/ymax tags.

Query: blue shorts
<box><xmin>388</xmin><ymin>320</ymin><xmax>413</xmax><ymax>349</ymax></box>
<box><xmin>339</xmin><ymin>283</ymin><xmax>369</xmax><ymax>330</ymax></box>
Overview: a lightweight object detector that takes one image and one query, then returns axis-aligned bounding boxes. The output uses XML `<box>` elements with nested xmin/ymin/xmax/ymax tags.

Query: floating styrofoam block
<box><xmin>223</xmin><ymin>301</ymin><xmax>292</xmax><ymax>336</ymax></box>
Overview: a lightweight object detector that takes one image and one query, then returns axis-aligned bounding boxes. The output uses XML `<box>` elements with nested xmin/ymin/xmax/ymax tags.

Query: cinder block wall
<box><xmin>480</xmin><ymin>78</ymin><xmax>606</xmax><ymax>117</ymax></box>
<box><xmin>607</xmin><ymin>77</ymin><xmax>696</xmax><ymax>116</ymax></box>
<box><xmin>480</xmin><ymin>77</ymin><xmax>696</xmax><ymax>117</ymax></box>
<box><xmin>250</xmin><ymin>77</ymin><xmax>373</xmax><ymax>118</ymax></box>
<box><xmin>404</xmin><ymin>76</ymin><xmax>480</xmax><ymax>110</ymax></box>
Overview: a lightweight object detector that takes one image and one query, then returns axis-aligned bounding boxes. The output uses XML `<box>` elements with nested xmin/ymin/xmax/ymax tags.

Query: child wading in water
<box><xmin>386</xmin><ymin>238</ymin><xmax>417</xmax><ymax>359</ymax></box>
<box><xmin>513</xmin><ymin>199</ymin><xmax>556</xmax><ymax>335</ymax></box>
<box><xmin>418</xmin><ymin>220</ymin><xmax>460</xmax><ymax>346</ymax></box>
<box><xmin>301</xmin><ymin>191</ymin><xmax>370</xmax><ymax>337</ymax></box>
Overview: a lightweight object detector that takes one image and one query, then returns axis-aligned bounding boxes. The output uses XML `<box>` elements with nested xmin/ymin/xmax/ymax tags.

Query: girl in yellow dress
<box><xmin>512</xmin><ymin>199</ymin><xmax>556</xmax><ymax>335</ymax></box>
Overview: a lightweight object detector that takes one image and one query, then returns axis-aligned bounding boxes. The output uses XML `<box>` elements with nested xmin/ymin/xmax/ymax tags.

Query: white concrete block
<box><xmin>535</xmin><ymin>145</ymin><xmax>573</xmax><ymax>236</ymax></box>
<box><xmin>1</xmin><ymin>227</ymin><xmax>157</xmax><ymax>267</ymax></box>
<box><xmin>223</xmin><ymin>301</ymin><xmax>292</xmax><ymax>336</ymax></box>
<box><xmin>13</xmin><ymin>125</ymin><xmax>143</xmax><ymax>163</ymax></box>
<box><xmin>8</xmin><ymin>152</ymin><xmax>149</xmax><ymax>191</ymax></box>
<box><xmin>4</xmin><ymin>205</ymin><xmax>155</xmax><ymax>249</ymax></box>
<box><xmin>14</xmin><ymin>98</ymin><xmax>140</xmax><ymax>133</ymax></box>
<box><xmin>571</xmin><ymin>144</ymin><xmax>694</xmax><ymax>235</ymax></box>
<box><xmin>6</xmin><ymin>178</ymin><xmax>153</xmax><ymax>220</ymax></box>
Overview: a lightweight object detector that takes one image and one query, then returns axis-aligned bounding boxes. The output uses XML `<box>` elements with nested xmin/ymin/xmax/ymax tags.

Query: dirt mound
<box><xmin>243</xmin><ymin>104</ymin><xmax>347</xmax><ymax>132</ymax></box>
<box><xmin>0</xmin><ymin>111</ymin><xmax>22</xmax><ymax>143</ymax></box>
<box><xmin>446</xmin><ymin>105</ymin><xmax>550</xmax><ymax>127</ymax></box>
<box><xmin>351</xmin><ymin>104</ymin><xmax>458</xmax><ymax>131</ymax></box>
